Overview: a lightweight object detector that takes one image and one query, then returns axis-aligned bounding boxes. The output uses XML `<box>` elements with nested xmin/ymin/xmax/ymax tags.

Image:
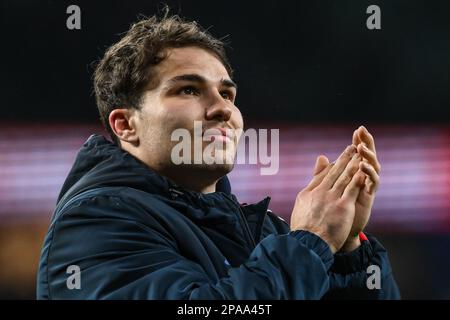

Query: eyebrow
<box><xmin>165</xmin><ymin>73</ymin><xmax>237</xmax><ymax>90</ymax></box>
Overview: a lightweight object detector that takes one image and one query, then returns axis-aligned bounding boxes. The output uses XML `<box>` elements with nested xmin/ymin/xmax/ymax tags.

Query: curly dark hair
<box><xmin>93</xmin><ymin>10</ymin><xmax>233</xmax><ymax>144</ymax></box>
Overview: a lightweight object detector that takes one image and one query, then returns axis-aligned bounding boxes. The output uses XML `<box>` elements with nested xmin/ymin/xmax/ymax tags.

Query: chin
<box><xmin>199</xmin><ymin>161</ymin><xmax>235</xmax><ymax>176</ymax></box>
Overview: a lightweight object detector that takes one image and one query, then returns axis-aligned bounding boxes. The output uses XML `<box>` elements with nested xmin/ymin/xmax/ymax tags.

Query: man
<box><xmin>37</xmin><ymin>12</ymin><xmax>400</xmax><ymax>299</ymax></box>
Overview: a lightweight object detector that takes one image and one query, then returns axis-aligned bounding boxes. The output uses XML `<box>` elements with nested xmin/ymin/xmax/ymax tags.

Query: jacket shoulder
<box><xmin>55</xmin><ymin>186</ymin><xmax>167</xmax><ymax>221</ymax></box>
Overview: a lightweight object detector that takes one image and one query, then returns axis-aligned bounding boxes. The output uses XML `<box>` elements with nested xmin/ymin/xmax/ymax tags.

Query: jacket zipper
<box><xmin>237</xmin><ymin>203</ymin><xmax>257</xmax><ymax>249</ymax></box>
<box><xmin>222</xmin><ymin>193</ymin><xmax>256</xmax><ymax>249</ymax></box>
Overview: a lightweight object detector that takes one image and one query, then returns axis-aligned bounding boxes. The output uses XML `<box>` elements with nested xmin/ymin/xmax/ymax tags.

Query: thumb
<box><xmin>313</xmin><ymin>155</ymin><xmax>329</xmax><ymax>176</ymax></box>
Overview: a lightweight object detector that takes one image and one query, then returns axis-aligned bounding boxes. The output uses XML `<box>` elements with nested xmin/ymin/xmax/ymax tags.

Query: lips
<box><xmin>209</xmin><ymin>135</ymin><xmax>231</xmax><ymax>143</ymax></box>
<box><xmin>203</xmin><ymin>127</ymin><xmax>234</xmax><ymax>142</ymax></box>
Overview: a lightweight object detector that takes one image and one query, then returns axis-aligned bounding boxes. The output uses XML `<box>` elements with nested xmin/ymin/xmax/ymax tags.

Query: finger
<box><xmin>357</xmin><ymin>143</ymin><xmax>381</xmax><ymax>173</ymax></box>
<box><xmin>357</xmin><ymin>126</ymin><xmax>376</xmax><ymax>153</ymax></box>
<box><xmin>360</xmin><ymin>161</ymin><xmax>380</xmax><ymax>194</ymax></box>
<box><xmin>341</xmin><ymin>169</ymin><xmax>366</xmax><ymax>202</ymax></box>
<box><xmin>313</xmin><ymin>155</ymin><xmax>329</xmax><ymax>176</ymax></box>
<box><xmin>320</xmin><ymin>145</ymin><xmax>357</xmax><ymax>190</ymax></box>
<box><xmin>352</xmin><ymin>129</ymin><xmax>361</xmax><ymax>146</ymax></box>
<box><xmin>306</xmin><ymin>156</ymin><xmax>333</xmax><ymax>191</ymax></box>
<box><xmin>331</xmin><ymin>153</ymin><xmax>361</xmax><ymax>197</ymax></box>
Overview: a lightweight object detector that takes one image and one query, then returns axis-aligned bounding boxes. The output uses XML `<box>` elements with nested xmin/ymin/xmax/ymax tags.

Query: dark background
<box><xmin>2</xmin><ymin>0</ymin><xmax>450</xmax><ymax>124</ymax></box>
<box><xmin>0</xmin><ymin>0</ymin><xmax>449</xmax><ymax>299</ymax></box>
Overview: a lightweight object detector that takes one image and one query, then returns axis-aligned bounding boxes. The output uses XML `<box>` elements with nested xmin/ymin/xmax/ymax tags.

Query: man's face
<box><xmin>134</xmin><ymin>46</ymin><xmax>244</xmax><ymax>179</ymax></box>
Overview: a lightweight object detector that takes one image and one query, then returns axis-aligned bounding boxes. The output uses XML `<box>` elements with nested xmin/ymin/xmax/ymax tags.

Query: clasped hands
<box><xmin>290</xmin><ymin>126</ymin><xmax>381</xmax><ymax>253</ymax></box>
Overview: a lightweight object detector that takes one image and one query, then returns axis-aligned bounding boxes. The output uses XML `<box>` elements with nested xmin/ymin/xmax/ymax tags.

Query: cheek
<box><xmin>138</xmin><ymin>104</ymin><xmax>173</xmax><ymax>149</ymax></box>
<box><xmin>163</xmin><ymin>108</ymin><xmax>200</xmax><ymax>134</ymax></box>
<box><xmin>232</xmin><ymin>107</ymin><xmax>244</xmax><ymax>130</ymax></box>
<box><xmin>168</xmin><ymin>105</ymin><xmax>216</xmax><ymax>140</ymax></box>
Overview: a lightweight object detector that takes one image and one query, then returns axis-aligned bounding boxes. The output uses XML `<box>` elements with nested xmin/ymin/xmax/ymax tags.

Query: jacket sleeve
<box><xmin>40</xmin><ymin>194</ymin><xmax>335</xmax><ymax>300</ymax></box>
<box><xmin>322</xmin><ymin>234</ymin><xmax>401</xmax><ymax>299</ymax></box>
<box><xmin>264</xmin><ymin>212</ymin><xmax>401</xmax><ymax>300</ymax></box>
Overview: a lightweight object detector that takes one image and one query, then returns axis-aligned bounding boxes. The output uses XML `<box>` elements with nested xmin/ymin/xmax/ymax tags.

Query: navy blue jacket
<box><xmin>37</xmin><ymin>135</ymin><xmax>400</xmax><ymax>299</ymax></box>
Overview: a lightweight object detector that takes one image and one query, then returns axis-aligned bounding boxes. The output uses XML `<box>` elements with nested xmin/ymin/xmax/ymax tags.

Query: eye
<box><xmin>220</xmin><ymin>90</ymin><xmax>234</xmax><ymax>101</ymax></box>
<box><xmin>178</xmin><ymin>86</ymin><xmax>199</xmax><ymax>96</ymax></box>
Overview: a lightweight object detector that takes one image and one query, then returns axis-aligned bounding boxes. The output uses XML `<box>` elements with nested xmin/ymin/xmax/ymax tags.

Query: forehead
<box><xmin>155</xmin><ymin>46</ymin><xmax>231</xmax><ymax>85</ymax></box>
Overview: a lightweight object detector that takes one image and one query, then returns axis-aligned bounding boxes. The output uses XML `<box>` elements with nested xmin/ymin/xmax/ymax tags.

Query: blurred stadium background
<box><xmin>1</xmin><ymin>0</ymin><xmax>449</xmax><ymax>299</ymax></box>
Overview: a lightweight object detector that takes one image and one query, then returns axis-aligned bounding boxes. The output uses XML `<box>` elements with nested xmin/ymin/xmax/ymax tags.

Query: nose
<box><xmin>205</xmin><ymin>91</ymin><xmax>233</xmax><ymax>122</ymax></box>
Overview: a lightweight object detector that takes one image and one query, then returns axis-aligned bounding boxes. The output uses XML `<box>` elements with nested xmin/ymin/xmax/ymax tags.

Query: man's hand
<box><xmin>290</xmin><ymin>145</ymin><xmax>366</xmax><ymax>253</ymax></box>
<box><xmin>339</xmin><ymin>126</ymin><xmax>381</xmax><ymax>252</ymax></box>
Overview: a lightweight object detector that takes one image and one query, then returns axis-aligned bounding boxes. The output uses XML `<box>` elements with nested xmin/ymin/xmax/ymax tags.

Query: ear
<box><xmin>108</xmin><ymin>108</ymin><xmax>139</xmax><ymax>144</ymax></box>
